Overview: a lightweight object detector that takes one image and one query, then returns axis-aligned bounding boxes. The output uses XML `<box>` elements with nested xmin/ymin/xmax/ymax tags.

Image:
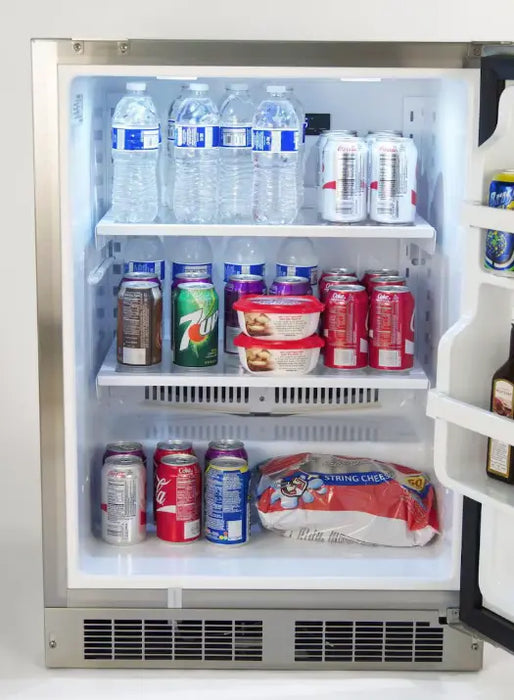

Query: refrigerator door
<box><xmin>427</xmin><ymin>55</ymin><xmax>514</xmax><ymax>653</ymax></box>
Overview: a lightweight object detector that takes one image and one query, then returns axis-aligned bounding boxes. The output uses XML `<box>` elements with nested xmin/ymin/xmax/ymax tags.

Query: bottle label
<box><xmin>276</xmin><ymin>263</ymin><xmax>318</xmax><ymax>286</ymax></box>
<box><xmin>220</xmin><ymin>126</ymin><xmax>252</xmax><ymax>148</ymax></box>
<box><xmin>175</xmin><ymin>125</ymin><xmax>219</xmax><ymax>148</ymax></box>
<box><xmin>172</xmin><ymin>262</ymin><xmax>213</xmax><ymax>278</ymax></box>
<box><xmin>112</xmin><ymin>127</ymin><xmax>161</xmax><ymax>151</ymax></box>
<box><xmin>252</xmin><ymin>129</ymin><xmax>299</xmax><ymax>153</ymax></box>
<box><xmin>124</xmin><ymin>260</ymin><xmax>165</xmax><ymax>280</ymax></box>
<box><xmin>224</xmin><ymin>262</ymin><xmax>265</xmax><ymax>282</ymax></box>
<box><xmin>488</xmin><ymin>378</ymin><xmax>514</xmax><ymax>477</ymax></box>
<box><xmin>167</xmin><ymin>119</ymin><xmax>175</xmax><ymax>142</ymax></box>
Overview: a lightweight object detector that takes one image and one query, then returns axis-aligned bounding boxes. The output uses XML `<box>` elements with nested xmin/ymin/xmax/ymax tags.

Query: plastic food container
<box><xmin>234</xmin><ymin>334</ymin><xmax>324</xmax><ymax>375</ymax></box>
<box><xmin>233</xmin><ymin>295</ymin><xmax>324</xmax><ymax>340</ymax></box>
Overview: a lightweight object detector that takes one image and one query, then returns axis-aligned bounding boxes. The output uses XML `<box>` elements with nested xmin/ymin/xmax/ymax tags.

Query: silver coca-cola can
<box><xmin>101</xmin><ymin>455</ymin><xmax>146</xmax><ymax>545</ymax></box>
<box><xmin>321</xmin><ymin>134</ymin><xmax>368</xmax><ymax>223</ymax></box>
<box><xmin>369</xmin><ymin>285</ymin><xmax>415</xmax><ymax>370</ymax></box>
<box><xmin>103</xmin><ymin>441</ymin><xmax>146</xmax><ymax>467</ymax></box>
<box><xmin>369</xmin><ymin>135</ymin><xmax>417</xmax><ymax>224</ymax></box>
<box><xmin>155</xmin><ymin>454</ymin><xmax>202</xmax><ymax>543</ymax></box>
<box><xmin>323</xmin><ymin>284</ymin><xmax>369</xmax><ymax>369</ymax></box>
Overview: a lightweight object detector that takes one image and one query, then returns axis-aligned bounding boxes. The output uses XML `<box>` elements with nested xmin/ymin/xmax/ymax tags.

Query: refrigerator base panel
<box><xmin>44</xmin><ymin>606</ymin><xmax>482</xmax><ymax>670</ymax></box>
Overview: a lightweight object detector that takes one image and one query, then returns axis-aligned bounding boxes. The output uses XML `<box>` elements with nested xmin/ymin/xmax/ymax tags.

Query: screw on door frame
<box><xmin>49</xmin><ymin>639</ymin><xmax>57</xmax><ymax>649</ymax></box>
<box><xmin>118</xmin><ymin>42</ymin><xmax>129</xmax><ymax>55</ymax></box>
<box><xmin>72</xmin><ymin>42</ymin><xmax>83</xmax><ymax>54</ymax></box>
<box><xmin>471</xmin><ymin>640</ymin><xmax>479</xmax><ymax>651</ymax></box>
<box><xmin>473</xmin><ymin>46</ymin><xmax>481</xmax><ymax>57</ymax></box>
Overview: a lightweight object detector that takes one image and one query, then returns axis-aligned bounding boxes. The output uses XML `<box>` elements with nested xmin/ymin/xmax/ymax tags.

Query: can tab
<box><xmin>167</xmin><ymin>588</ymin><xmax>183</xmax><ymax>608</ymax></box>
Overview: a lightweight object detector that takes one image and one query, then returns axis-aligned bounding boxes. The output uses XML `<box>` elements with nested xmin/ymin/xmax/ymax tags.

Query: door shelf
<box><xmin>97</xmin><ymin>339</ymin><xmax>429</xmax><ymax>390</ymax></box>
<box><xmin>463</xmin><ymin>201</ymin><xmax>514</xmax><ymax>235</ymax></box>
<box><xmin>95</xmin><ymin>208</ymin><xmax>436</xmax><ymax>247</ymax></box>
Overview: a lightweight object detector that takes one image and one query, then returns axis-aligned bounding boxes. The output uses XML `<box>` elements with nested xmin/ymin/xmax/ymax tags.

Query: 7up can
<box><xmin>173</xmin><ymin>282</ymin><xmax>219</xmax><ymax>368</ymax></box>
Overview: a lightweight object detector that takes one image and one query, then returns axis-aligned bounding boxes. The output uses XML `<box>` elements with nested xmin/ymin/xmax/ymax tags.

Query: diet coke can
<box><xmin>323</xmin><ymin>284</ymin><xmax>369</xmax><ymax>369</ymax></box>
<box><xmin>103</xmin><ymin>441</ymin><xmax>146</xmax><ymax>467</ymax></box>
<box><xmin>101</xmin><ymin>455</ymin><xmax>146</xmax><ymax>545</ymax></box>
<box><xmin>320</xmin><ymin>267</ymin><xmax>356</xmax><ymax>282</ymax></box>
<box><xmin>369</xmin><ymin>285</ymin><xmax>415</xmax><ymax>370</ymax></box>
<box><xmin>204</xmin><ymin>439</ymin><xmax>248</xmax><ymax>466</ymax></box>
<box><xmin>369</xmin><ymin>135</ymin><xmax>417</xmax><ymax>224</ymax></box>
<box><xmin>155</xmin><ymin>453</ymin><xmax>201</xmax><ymax>543</ymax></box>
<box><xmin>367</xmin><ymin>275</ymin><xmax>407</xmax><ymax>294</ymax></box>
<box><xmin>320</xmin><ymin>274</ymin><xmax>359</xmax><ymax>302</ymax></box>
<box><xmin>269</xmin><ymin>275</ymin><xmax>312</xmax><ymax>296</ymax></box>
<box><xmin>153</xmin><ymin>440</ymin><xmax>194</xmax><ymax>521</ymax></box>
<box><xmin>321</xmin><ymin>134</ymin><xmax>368</xmax><ymax>223</ymax></box>
<box><xmin>225</xmin><ymin>274</ymin><xmax>266</xmax><ymax>354</ymax></box>
<box><xmin>361</xmin><ymin>268</ymin><xmax>400</xmax><ymax>289</ymax></box>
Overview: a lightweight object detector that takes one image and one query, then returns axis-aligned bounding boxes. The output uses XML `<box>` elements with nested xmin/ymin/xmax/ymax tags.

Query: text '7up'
<box><xmin>173</xmin><ymin>282</ymin><xmax>219</xmax><ymax>368</ymax></box>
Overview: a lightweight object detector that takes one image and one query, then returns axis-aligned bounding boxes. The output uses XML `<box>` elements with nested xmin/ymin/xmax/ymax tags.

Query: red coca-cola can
<box><xmin>369</xmin><ymin>285</ymin><xmax>415</xmax><ymax>371</ymax></box>
<box><xmin>323</xmin><ymin>284</ymin><xmax>369</xmax><ymax>369</ymax></box>
<box><xmin>153</xmin><ymin>440</ymin><xmax>194</xmax><ymax>521</ymax></box>
<box><xmin>361</xmin><ymin>268</ymin><xmax>399</xmax><ymax>289</ymax></box>
<box><xmin>320</xmin><ymin>274</ymin><xmax>359</xmax><ymax>302</ymax></box>
<box><xmin>320</xmin><ymin>267</ymin><xmax>356</xmax><ymax>282</ymax></box>
<box><xmin>155</xmin><ymin>453</ymin><xmax>201</xmax><ymax>543</ymax></box>
<box><xmin>367</xmin><ymin>275</ymin><xmax>407</xmax><ymax>295</ymax></box>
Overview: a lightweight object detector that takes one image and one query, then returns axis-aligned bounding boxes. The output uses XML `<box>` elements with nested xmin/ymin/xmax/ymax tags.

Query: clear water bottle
<box><xmin>219</xmin><ymin>84</ymin><xmax>254</xmax><ymax>223</ymax></box>
<box><xmin>276</xmin><ymin>237</ymin><xmax>319</xmax><ymax>288</ymax></box>
<box><xmin>111</xmin><ymin>82</ymin><xmax>161</xmax><ymax>223</ymax></box>
<box><xmin>223</xmin><ymin>237</ymin><xmax>266</xmax><ymax>281</ymax></box>
<box><xmin>165</xmin><ymin>84</ymin><xmax>190</xmax><ymax>210</ymax></box>
<box><xmin>168</xmin><ymin>236</ymin><xmax>213</xmax><ymax>279</ymax></box>
<box><xmin>252</xmin><ymin>86</ymin><xmax>300</xmax><ymax>225</ymax></box>
<box><xmin>286</xmin><ymin>86</ymin><xmax>306</xmax><ymax>210</ymax></box>
<box><xmin>124</xmin><ymin>236</ymin><xmax>168</xmax><ymax>335</ymax></box>
<box><xmin>173</xmin><ymin>83</ymin><xmax>219</xmax><ymax>224</ymax></box>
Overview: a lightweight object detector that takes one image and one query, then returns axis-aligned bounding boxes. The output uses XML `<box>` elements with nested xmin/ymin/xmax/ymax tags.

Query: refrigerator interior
<box><xmin>60</xmin><ymin>69</ymin><xmax>476</xmax><ymax>591</ymax></box>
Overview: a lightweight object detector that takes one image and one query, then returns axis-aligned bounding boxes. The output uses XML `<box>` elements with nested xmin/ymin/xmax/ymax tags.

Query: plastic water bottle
<box><xmin>286</xmin><ymin>86</ymin><xmax>306</xmax><ymax>210</ymax></box>
<box><xmin>124</xmin><ymin>236</ymin><xmax>168</xmax><ymax>336</ymax></box>
<box><xmin>111</xmin><ymin>82</ymin><xmax>161</xmax><ymax>223</ymax></box>
<box><xmin>252</xmin><ymin>86</ymin><xmax>300</xmax><ymax>225</ymax></box>
<box><xmin>276</xmin><ymin>237</ymin><xmax>319</xmax><ymax>289</ymax></box>
<box><xmin>165</xmin><ymin>84</ymin><xmax>189</xmax><ymax>210</ymax></box>
<box><xmin>173</xmin><ymin>83</ymin><xmax>219</xmax><ymax>224</ymax></box>
<box><xmin>223</xmin><ymin>237</ymin><xmax>266</xmax><ymax>281</ymax></box>
<box><xmin>219</xmin><ymin>84</ymin><xmax>254</xmax><ymax>223</ymax></box>
<box><xmin>168</xmin><ymin>236</ymin><xmax>213</xmax><ymax>279</ymax></box>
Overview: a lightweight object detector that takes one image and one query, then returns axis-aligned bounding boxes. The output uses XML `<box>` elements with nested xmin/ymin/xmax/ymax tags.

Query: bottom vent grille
<box><xmin>84</xmin><ymin>619</ymin><xmax>263</xmax><ymax>662</ymax></box>
<box><xmin>294</xmin><ymin>620</ymin><xmax>444</xmax><ymax>663</ymax></box>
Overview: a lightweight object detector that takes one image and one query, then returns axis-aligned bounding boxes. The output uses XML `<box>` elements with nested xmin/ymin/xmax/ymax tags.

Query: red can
<box><xmin>361</xmin><ymin>268</ymin><xmax>400</xmax><ymax>289</ymax></box>
<box><xmin>155</xmin><ymin>453</ymin><xmax>201</xmax><ymax>543</ymax></box>
<box><xmin>323</xmin><ymin>284</ymin><xmax>369</xmax><ymax>369</ymax></box>
<box><xmin>369</xmin><ymin>285</ymin><xmax>415</xmax><ymax>371</ymax></box>
<box><xmin>320</xmin><ymin>274</ymin><xmax>359</xmax><ymax>302</ymax></box>
<box><xmin>153</xmin><ymin>440</ymin><xmax>194</xmax><ymax>521</ymax></box>
<box><xmin>367</xmin><ymin>275</ymin><xmax>407</xmax><ymax>295</ymax></box>
<box><xmin>320</xmin><ymin>267</ymin><xmax>356</xmax><ymax>283</ymax></box>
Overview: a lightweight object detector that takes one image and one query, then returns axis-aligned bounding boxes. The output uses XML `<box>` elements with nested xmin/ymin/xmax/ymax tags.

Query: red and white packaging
<box><xmin>323</xmin><ymin>284</ymin><xmax>368</xmax><ymax>369</ymax></box>
<box><xmin>369</xmin><ymin>285</ymin><xmax>414</xmax><ymax>370</ymax></box>
<box><xmin>361</xmin><ymin>268</ymin><xmax>399</xmax><ymax>289</ymax></box>
<box><xmin>152</xmin><ymin>440</ymin><xmax>194</xmax><ymax>521</ymax></box>
<box><xmin>319</xmin><ymin>274</ymin><xmax>359</xmax><ymax>302</ymax></box>
<box><xmin>367</xmin><ymin>275</ymin><xmax>406</xmax><ymax>295</ymax></box>
<box><xmin>256</xmin><ymin>453</ymin><xmax>439</xmax><ymax>547</ymax></box>
<box><xmin>155</xmin><ymin>453</ymin><xmax>201</xmax><ymax>543</ymax></box>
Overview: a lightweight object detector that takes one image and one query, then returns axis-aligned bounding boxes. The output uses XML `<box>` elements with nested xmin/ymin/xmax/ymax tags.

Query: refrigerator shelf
<box><xmin>97</xmin><ymin>339</ymin><xmax>429</xmax><ymax>391</ymax></box>
<box><xmin>462</xmin><ymin>201</ymin><xmax>514</xmax><ymax>235</ymax></box>
<box><xmin>95</xmin><ymin>208</ymin><xmax>436</xmax><ymax>247</ymax></box>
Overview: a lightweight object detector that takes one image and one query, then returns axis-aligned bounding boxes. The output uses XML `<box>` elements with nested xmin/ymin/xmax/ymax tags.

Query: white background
<box><xmin>1</xmin><ymin>1</ymin><xmax>514</xmax><ymax>693</ymax></box>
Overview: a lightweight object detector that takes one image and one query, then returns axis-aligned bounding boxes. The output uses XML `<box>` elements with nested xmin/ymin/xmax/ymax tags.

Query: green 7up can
<box><xmin>173</xmin><ymin>282</ymin><xmax>219</xmax><ymax>368</ymax></box>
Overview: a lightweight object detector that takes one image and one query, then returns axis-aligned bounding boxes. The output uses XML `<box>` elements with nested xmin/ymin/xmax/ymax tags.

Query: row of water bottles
<box><xmin>111</xmin><ymin>81</ymin><xmax>305</xmax><ymax>225</ymax></box>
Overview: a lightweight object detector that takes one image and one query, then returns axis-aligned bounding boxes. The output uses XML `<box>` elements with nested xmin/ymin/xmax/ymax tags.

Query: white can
<box><xmin>369</xmin><ymin>135</ymin><xmax>417</xmax><ymax>224</ymax></box>
<box><xmin>101</xmin><ymin>455</ymin><xmax>146</xmax><ymax>545</ymax></box>
<box><xmin>320</xmin><ymin>134</ymin><xmax>368</xmax><ymax>223</ymax></box>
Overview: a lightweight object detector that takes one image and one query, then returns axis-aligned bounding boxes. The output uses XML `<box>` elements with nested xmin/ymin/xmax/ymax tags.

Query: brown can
<box><xmin>117</xmin><ymin>280</ymin><xmax>162</xmax><ymax>366</ymax></box>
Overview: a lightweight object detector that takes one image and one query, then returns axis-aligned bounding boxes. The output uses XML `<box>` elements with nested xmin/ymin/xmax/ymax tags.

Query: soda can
<box><xmin>361</xmin><ymin>268</ymin><xmax>399</xmax><ymax>289</ymax></box>
<box><xmin>484</xmin><ymin>170</ymin><xmax>514</xmax><ymax>275</ymax></box>
<box><xmin>369</xmin><ymin>135</ymin><xmax>417</xmax><ymax>224</ymax></box>
<box><xmin>173</xmin><ymin>282</ymin><xmax>219</xmax><ymax>368</ymax></box>
<box><xmin>269</xmin><ymin>275</ymin><xmax>312</xmax><ymax>296</ymax></box>
<box><xmin>155</xmin><ymin>453</ymin><xmax>202</xmax><ymax>543</ymax></box>
<box><xmin>101</xmin><ymin>455</ymin><xmax>146</xmax><ymax>545</ymax></box>
<box><xmin>320</xmin><ymin>274</ymin><xmax>359</xmax><ymax>302</ymax></box>
<box><xmin>152</xmin><ymin>440</ymin><xmax>194</xmax><ymax>520</ymax></box>
<box><xmin>323</xmin><ymin>284</ymin><xmax>368</xmax><ymax>369</ymax></box>
<box><xmin>205</xmin><ymin>439</ymin><xmax>248</xmax><ymax>466</ymax></box>
<box><xmin>121</xmin><ymin>270</ymin><xmax>161</xmax><ymax>287</ymax></box>
<box><xmin>225</xmin><ymin>274</ymin><xmax>266</xmax><ymax>354</ymax></box>
<box><xmin>117</xmin><ymin>280</ymin><xmax>162</xmax><ymax>366</ymax></box>
<box><xmin>369</xmin><ymin>285</ymin><xmax>415</xmax><ymax>371</ymax></box>
<box><xmin>320</xmin><ymin>266</ymin><xmax>357</xmax><ymax>281</ymax></box>
<box><xmin>321</xmin><ymin>134</ymin><xmax>368</xmax><ymax>223</ymax></box>
<box><xmin>104</xmin><ymin>441</ymin><xmax>146</xmax><ymax>467</ymax></box>
<box><xmin>367</xmin><ymin>275</ymin><xmax>407</xmax><ymax>294</ymax></box>
<box><xmin>204</xmin><ymin>456</ymin><xmax>250</xmax><ymax>545</ymax></box>
<box><xmin>172</xmin><ymin>271</ymin><xmax>212</xmax><ymax>289</ymax></box>
<box><xmin>317</xmin><ymin>130</ymin><xmax>358</xmax><ymax>204</ymax></box>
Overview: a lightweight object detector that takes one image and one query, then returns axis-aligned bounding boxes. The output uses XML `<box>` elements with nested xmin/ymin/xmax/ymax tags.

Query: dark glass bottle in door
<box><xmin>486</xmin><ymin>323</ymin><xmax>514</xmax><ymax>483</ymax></box>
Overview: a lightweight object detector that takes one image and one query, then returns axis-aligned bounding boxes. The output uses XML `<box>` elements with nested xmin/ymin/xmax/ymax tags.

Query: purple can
<box><xmin>224</xmin><ymin>274</ymin><xmax>266</xmax><ymax>354</ymax></box>
<box><xmin>103</xmin><ymin>441</ymin><xmax>147</xmax><ymax>468</ymax></box>
<box><xmin>269</xmin><ymin>275</ymin><xmax>312</xmax><ymax>296</ymax></box>
<box><xmin>121</xmin><ymin>271</ymin><xmax>161</xmax><ymax>287</ymax></box>
<box><xmin>172</xmin><ymin>271</ymin><xmax>212</xmax><ymax>289</ymax></box>
<box><xmin>204</xmin><ymin>439</ymin><xmax>248</xmax><ymax>467</ymax></box>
